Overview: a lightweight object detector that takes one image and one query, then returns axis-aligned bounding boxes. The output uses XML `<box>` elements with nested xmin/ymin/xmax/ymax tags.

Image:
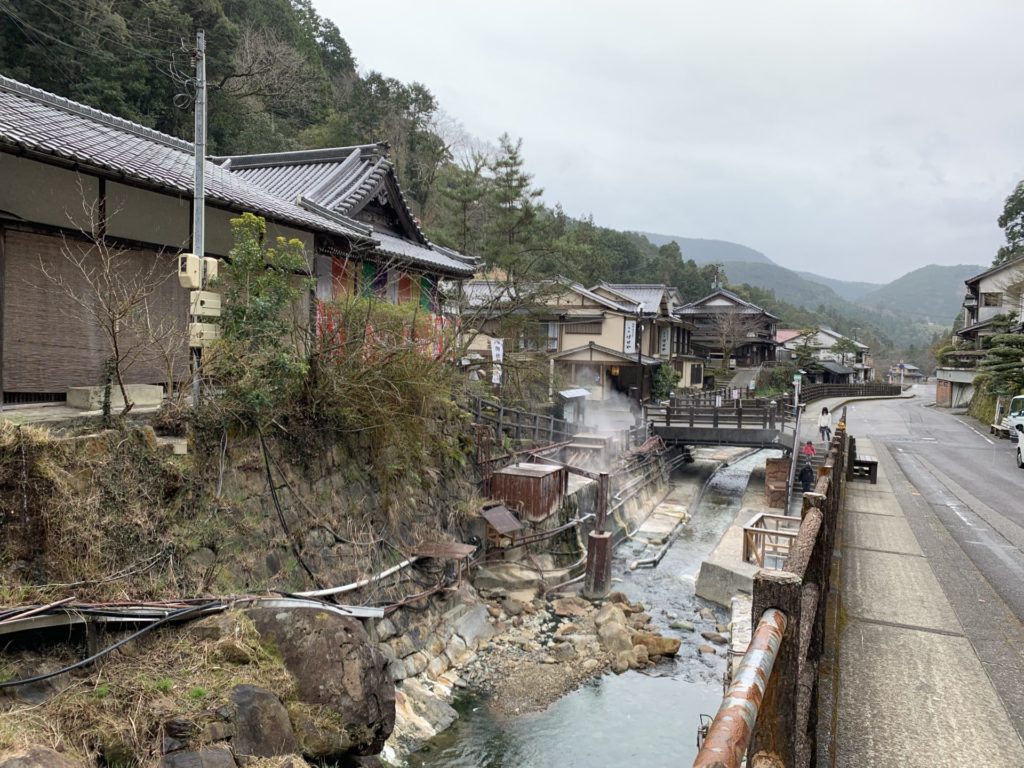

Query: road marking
<box><xmin>947</xmin><ymin>503</ymin><xmax>979</xmax><ymax>528</ymax></box>
<box><xmin>956</xmin><ymin>418</ymin><xmax>994</xmax><ymax>444</ymax></box>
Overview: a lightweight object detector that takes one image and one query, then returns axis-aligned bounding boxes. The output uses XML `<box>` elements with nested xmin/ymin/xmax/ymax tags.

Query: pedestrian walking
<box><xmin>818</xmin><ymin>406</ymin><xmax>832</xmax><ymax>443</ymax></box>
<box><xmin>799</xmin><ymin>461</ymin><xmax>815</xmax><ymax>493</ymax></box>
<box><xmin>800</xmin><ymin>440</ymin><xmax>816</xmax><ymax>460</ymax></box>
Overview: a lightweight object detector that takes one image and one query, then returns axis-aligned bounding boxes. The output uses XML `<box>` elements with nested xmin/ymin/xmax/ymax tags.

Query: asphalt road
<box><xmin>847</xmin><ymin>384</ymin><xmax>1024</xmax><ymax>619</ymax></box>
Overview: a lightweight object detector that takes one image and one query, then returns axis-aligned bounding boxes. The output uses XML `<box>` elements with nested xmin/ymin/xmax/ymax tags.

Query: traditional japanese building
<box><xmin>0</xmin><ymin>76</ymin><xmax>475</xmax><ymax>404</ymax></box>
<box><xmin>675</xmin><ymin>287</ymin><xmax>778</xmax><ymax>367</ymax></box>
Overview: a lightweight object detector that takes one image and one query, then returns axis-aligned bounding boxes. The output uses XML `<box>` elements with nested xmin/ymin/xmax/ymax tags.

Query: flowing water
<box><xmin>411</xmin><ymin>451</ymin><xmax>770</xmax><ymax>768</ymax></box>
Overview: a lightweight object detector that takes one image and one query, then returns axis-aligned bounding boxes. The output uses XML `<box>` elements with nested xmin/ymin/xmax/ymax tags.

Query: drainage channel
<box><xmin>409</xmin><ymin>449</ymin><xmax>770</xmax><ymax>768</ymax></box>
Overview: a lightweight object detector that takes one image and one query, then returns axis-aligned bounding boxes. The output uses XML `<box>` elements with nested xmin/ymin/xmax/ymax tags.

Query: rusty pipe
<box><xmin>693</xmin><ymin>608</ymin><xmax>788</xmax><ymax>768</ymax></box>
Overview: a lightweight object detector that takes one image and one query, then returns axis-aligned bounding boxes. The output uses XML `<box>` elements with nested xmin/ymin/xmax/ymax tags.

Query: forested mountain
<box><xmin>794</xmin><ymin>272</ymin><xmax>882</xmax><ymax>301</ymax></box>
<box><xmin>857</xmin><ymin>264</ymin><xmax>983</xmax><ymax>323</ymax></box>
<box><xmin>638</xmin><ymin>233</ymin><xmax>774</xmax><ymax>265</ymax></box>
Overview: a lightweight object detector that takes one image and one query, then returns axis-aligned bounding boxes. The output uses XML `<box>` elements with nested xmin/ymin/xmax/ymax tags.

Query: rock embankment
<box><xmin>381</xmin><ymin>587</ymin><xmax>683</xmax><ymax>763</ymax></box>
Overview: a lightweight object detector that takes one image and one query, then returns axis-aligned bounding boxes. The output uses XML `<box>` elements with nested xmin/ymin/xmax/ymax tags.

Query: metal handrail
<box><xmin>694</xmin><ymin>608</ymin><xmax>788</xmax><ymax>768</ymax></box>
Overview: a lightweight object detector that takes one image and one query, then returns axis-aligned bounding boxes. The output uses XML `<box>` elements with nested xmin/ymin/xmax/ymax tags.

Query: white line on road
<box><xmin>956</xmin><ymin>418</ymin><xmax>995</xmax><ymax>444</ymax></box>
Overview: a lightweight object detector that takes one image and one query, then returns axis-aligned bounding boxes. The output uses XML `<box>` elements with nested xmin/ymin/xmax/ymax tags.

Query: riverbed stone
<box><xmin>698</xmin><ymin>644</ymin><xmax>718</xmax><ymax>655</ymax></box>
<box><xmin>598</xmin><ymin>622</ymin><xmax>633</xmax><ymax>654</ymax></box>
<box><xmin>454</xmin><ymin>605</ymin><xmax>496</xmax><ymax>648</ymax></box>
<box><xmin>669</xmin><ymin>620</ymin><xmax>695</xmax><ymax>631</ymax></box>
<box><xmin>702</xmin><ymin>631</ymin><xmax>729</xmax><ymax>645</ymax></box>
<box><xmin>551</xmin><ymin>596</ymin><xmax>591</xmax><ymax>617</ymax></box>
<box><xmin>634</xmin><ymin>644</ymin><xmax>650</xmax><ymax>666</ymax></box>
<box><xmin>444</xmin><ymin>634</ymin><xmax>469</xmax><ymax>665</ymax></box>
<box><xmin>594</xmin><ymin>604</ymin><xmax>627</xmax><ymax>628</ymax></box>
<box><xmin>551</xmin><ymin>642</ymin><xmax>576</xmax><ymax>662</ymax></box>
<box><xmin>633</xmin><ymin>632</ymin><xmax>681</xmax><ymax>657</ymax></box>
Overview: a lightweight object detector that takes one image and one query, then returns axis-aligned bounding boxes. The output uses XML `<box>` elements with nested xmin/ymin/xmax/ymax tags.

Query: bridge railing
<box><xmin>695</xmin><ymin>408</ymin><xmax>849</xmax><ymax>768</ymax></box>
<box><xmin>644</xmin><ymin>402</ymin><xmax>792</xmax><ymax>432</ymax></box>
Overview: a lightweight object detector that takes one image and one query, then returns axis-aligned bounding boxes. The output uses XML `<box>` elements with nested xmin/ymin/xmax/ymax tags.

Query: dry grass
<box><xmin>0</xmin><ymin>613</ymin><xmax>293</xmax><ymax>764</ymax></box>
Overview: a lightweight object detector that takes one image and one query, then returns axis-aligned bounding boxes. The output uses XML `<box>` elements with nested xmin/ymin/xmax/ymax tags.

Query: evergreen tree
<box><xmin>485</xmin><ymin>134</ymin><xmax>545</xmax><ymax>274</ymax></box>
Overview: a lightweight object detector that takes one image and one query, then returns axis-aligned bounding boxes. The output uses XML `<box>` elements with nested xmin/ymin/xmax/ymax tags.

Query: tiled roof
<box><xmin>218</xmin><ymin>145</ymin><xmax>395</xmax><ymax>220</ymax></box>
<box><xmin>374</xmin><ymin>231</ymin><xmax>477</xmax><ymax>276</ymax></box>
<box><xmin>776</xmin><ymin>329</ymin><xmax>805</xmax><ymax>344</ymax></box>
<box><xmin>677</xmin><ymin>287</ymin><xmax>779</xmax><ymax>320</ymax></box>
<box><xmin>462</xmin><ymin>277</ymin><xmax>635</xmax><ymax>312</ymax></box>
<box><xmin>551</xmin><ymin>342</ymin><xmax>663</xmax><ymax>366</ymax></box>
<box><xmin>596</xmin><ymin>283</ymin><xmax>664</xmax><ymax>313</ymax></box>
<box><xmin>0</xmin><ymin>75</ymin><xmax>366</xmax><ymax>242</ymax></box>
<box><xmin>215</xmin><ymin>145</ymin><xmax>477</xmax><ymax>277</ymax></box>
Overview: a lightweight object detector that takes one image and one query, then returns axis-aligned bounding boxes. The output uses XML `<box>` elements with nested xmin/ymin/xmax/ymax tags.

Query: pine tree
<box><xmin>486</xmin><ymin>134</ymin><xmax>545</xmax><ymax>274</ymax></box>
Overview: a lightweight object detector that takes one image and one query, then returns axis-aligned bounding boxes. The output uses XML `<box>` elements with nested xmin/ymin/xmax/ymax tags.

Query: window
<box><xmin>565</xmin><ymin>321</ymin><xmax>602</xmax><ymax>334</ymax></box>
<box><xmin>981</xmin><ymin>292</ymin><xmax>1002</xmax><ymax>307</ymax></box>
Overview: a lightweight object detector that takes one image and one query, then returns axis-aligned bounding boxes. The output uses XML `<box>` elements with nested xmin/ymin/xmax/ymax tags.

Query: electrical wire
<box><xmin>0</xmin><ymin>602</ymin><xmax>222</xmax><ymax>689</ymax></box>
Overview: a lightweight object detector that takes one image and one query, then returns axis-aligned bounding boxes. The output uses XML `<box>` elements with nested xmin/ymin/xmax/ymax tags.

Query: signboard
<box><xmin>490</xmin><ymin>338</ymin><xmax>504</xmax><ymax>385</ymax></box>
<box><xmin>624</xmin><ymin>320</ymin><xmax>637</xmax><ymax>355</ymax></box>
<box><xmin>659</xmin><ymin>327</ymin><xmax>670</xmax><ymax>356</ymax></box>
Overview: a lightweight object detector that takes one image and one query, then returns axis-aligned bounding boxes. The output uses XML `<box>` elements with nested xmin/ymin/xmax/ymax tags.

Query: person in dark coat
<box><xmin>799</xmin><ymin>461</ymin><xmax>815</xmax><ymax>493</ymax></box>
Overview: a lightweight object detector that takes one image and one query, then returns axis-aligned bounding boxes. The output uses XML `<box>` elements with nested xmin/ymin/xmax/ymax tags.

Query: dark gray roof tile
<box><xmin>0</xmin><ymin>75</ymin><xmax>367</xmax><ymax>243</ymax></box>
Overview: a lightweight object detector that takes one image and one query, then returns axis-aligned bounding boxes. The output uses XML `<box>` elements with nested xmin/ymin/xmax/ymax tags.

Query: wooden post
<box><xmin>496</xmin><ymin>405</ymin><xmax>505</xmax><ymax>441</ymax></box>
<box><xmin>737</xmin><ymin>403</ymin><xmax>743</xmax><ymax>429</ymax></box>
<box><xmin>749</xmin><ymin>570</ymin><xmax>803</xmax><ymax>767</ymax></box>
<box><xmin>713</xmin><ymin>406</ymin><xmax>719</xmax><ymax>428</ymax></box>
<box><xmin>534</xmin><ymin>412</ymin><xmax>540</xmax><ymax>443</ymax></box>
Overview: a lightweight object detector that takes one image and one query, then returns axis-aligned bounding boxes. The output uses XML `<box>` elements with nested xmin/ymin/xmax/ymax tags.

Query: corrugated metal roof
<box><xmin>480</xmin><ymin>505</ymin><xmax>524</xmax><ymax>535</ymax></box>
<box><xmin>0</xmin><ymin>76</ymin><xmax>366</xmax><ymax>242</ymax></box>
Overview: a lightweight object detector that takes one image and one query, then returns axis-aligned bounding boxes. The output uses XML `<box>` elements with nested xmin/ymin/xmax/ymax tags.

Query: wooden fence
<box><xmin>468</xmin><ymin>395</ymin><xmax>576</xmax><ymax>444</ymax></box>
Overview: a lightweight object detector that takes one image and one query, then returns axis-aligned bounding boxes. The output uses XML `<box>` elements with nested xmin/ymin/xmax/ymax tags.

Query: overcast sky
<box><xmin>317</xmin><ymin>0</ymin><xmax>1024</xmax><ymax>282</ymax></box>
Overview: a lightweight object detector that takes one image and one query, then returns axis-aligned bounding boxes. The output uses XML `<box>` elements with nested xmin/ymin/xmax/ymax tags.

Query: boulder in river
<box><xmin>632</xmin><ymin>632</ymin><xmax>681</xmax><ymax>657</ymax></box>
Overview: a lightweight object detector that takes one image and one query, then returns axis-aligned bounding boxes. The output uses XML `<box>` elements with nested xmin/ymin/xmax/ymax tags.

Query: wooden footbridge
<box><xmin>643</xmin><ymin>395</ymin><xmax>799</xmax><ymax>452</ymax></box>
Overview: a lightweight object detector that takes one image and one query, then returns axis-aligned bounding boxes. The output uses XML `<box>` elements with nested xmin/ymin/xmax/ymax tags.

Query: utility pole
<box><xmin>191</xmin><ymin>29</ymin><xmax>206</xmax><ymax>404</ymax></box>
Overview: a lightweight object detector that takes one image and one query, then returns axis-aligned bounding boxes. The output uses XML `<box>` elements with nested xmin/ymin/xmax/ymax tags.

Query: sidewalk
<box><xmin>821</xmin><ymin>435</ymin><xmax>1024</xmax><ymax>766</ymax></box>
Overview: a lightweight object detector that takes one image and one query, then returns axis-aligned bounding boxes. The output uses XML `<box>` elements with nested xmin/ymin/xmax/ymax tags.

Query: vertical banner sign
<box><xmin>624</xmin><ymin>320</ymin><xmax>637</xmax><ymax>355</ymax></box>
<box><xmin>659</xmin><ymin>327</ymin><xmax>670</xmax><ymax>356</ymax></box>
<box><xmin>490</xmin><ymin>338</ymin><xmax>504</xmax><ymax>385</ymax></box>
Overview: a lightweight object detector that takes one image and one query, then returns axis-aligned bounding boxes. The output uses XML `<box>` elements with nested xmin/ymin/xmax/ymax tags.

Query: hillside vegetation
<box><xmin>858</xmin><ymin>264</ymin><xmax>983</xmax><ymax>322</ymax></box>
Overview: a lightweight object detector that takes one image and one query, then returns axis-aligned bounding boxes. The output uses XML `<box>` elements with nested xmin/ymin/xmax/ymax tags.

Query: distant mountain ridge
<box><xmin>638</xmin><ymin>232</ymin><xmax>775</xmax><ymax>265</ymax></box>
<box><xmin>794</xmin><ymin>272</ymin><xmax>882</xmax><ymax>301</ymax></box>
<box><xmin>857</xmin><ymin>264</ymin><xmax>983</xmax><ymax>323</ymax></box>
<box><xmin>640</xmin><ymin>231</ymin><xmax>981</xmax><ymax>326</ymax></box>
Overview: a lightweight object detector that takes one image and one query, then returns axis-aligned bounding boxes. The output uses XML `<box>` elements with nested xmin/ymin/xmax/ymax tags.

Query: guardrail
<box><xmin>695</xmin><ymin>408</ymin><xmax>849</xmax><ymax>768</ymax></box>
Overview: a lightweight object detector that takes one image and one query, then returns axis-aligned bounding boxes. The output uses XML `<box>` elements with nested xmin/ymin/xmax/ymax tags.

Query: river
<box><xmin>410</xmin><ymin>450</ymin><xmax>768</xmax><ymax>767</ymax></box>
